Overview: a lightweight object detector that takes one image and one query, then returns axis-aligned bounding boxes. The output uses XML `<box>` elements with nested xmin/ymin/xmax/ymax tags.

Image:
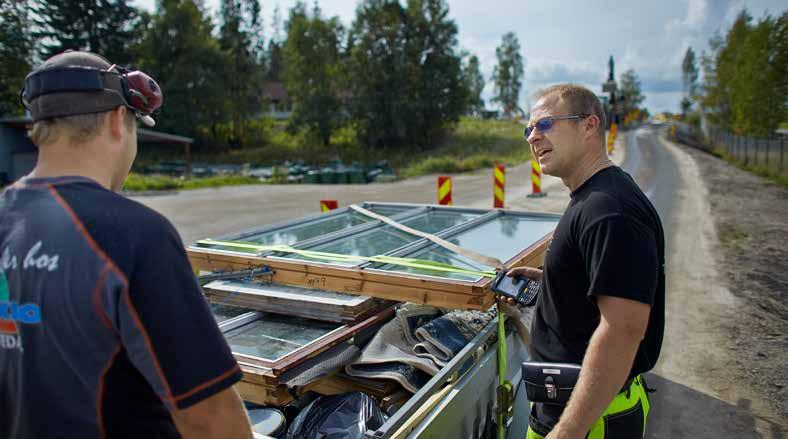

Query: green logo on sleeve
<box><xmin>0</xmin><ymin>272</ymin><xmax>8</xmax><ymax>301</ymax></box>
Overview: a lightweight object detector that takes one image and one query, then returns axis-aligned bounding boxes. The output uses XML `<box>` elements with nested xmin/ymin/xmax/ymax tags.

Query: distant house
<box><xmin>0</xmin><ymin>116</ymin><xmax>195</xmax><ymax>183</ymax></box>
<box><xmin>261</xmin><ymin>81</ymin><xmax>293</xmax><ymax>120</ymax></box>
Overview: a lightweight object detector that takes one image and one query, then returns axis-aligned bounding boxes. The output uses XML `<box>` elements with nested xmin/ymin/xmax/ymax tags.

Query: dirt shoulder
<box><xmin>677</xmin><ymin>139</ymin><xmax>788</xmax><ymax>418</ymax></box>
<box><xmin>650</xmin><ymin>135</ymin><xmax>787</xmax><ymax>438</ymax></box>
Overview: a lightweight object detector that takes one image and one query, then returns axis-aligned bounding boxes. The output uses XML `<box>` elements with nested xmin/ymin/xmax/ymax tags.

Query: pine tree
<box><xmin>219</xmin><ymin>0</ymin><xmax>265</xmax><ymax>147</ymax></box>
<box><xmin>403</xmin><ymin>0</ymin><xmax>466</xmax><ymax>146</ymax></box>
<box><xmin>681</xmin><ymin>47</ymin><xmax>698</xmax><ymax>115</ymax></box>
<box><xmin>265</xmin><ymin>5</ymin><xmax>283</xmax><ymax>81</ymax></box>
<box><xmin>134</xmin><ymin>0</ymin><xmax>228</xmax><ymax>141</ymax></box>
<box><xmin>32</xmin><ymin>0</ymin><xmax>141</xmax><ymax>65</ymax></box>
<box><xmin>619</xmin><ymin>69</ymin><xmax>644</xmax><ymax>116</ymax></box>
<box><xmin>462</xmin><ymin>54</ymin><xmax>485</xmax><ymax>114</ymax></box>
<box><xmin>492</xmin><ymin>32</ymin><xmax>524</xmax><ymax>118</ymax></box>
<box><xmin>0</xmin><ymin>0</ymin><xmax>33</xmax><ymax>116</ymax></box>
<box><xmin>347</xmin><ymin>0</ymin><xmax>410</xmax><ymax>148</ymax></box>
<box><xmin>282</xmin><ymin>2</ymin><xmax>345</xmax><ymax>147</ymax></box>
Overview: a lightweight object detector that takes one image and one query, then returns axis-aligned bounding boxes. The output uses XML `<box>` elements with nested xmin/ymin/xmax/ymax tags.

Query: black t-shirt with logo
<box><xmin>0</xmin><ymin>176</ymin><xmax>242</xmax><ymax>439</ymax></box>
<box><xmin>531</xmin><ymin>166</ymin><xmax>665</xmax><ymax>379</ymax></box>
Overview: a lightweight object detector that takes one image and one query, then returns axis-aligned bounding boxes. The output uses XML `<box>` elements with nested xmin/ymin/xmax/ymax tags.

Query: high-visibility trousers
<box><xmin>525</xmin><ymin>375</ymin><xmax>651</xmax><ymax>439</ymax></box>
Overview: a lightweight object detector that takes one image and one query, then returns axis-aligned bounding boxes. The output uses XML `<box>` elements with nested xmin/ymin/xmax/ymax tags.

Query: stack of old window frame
<box><xmin>190</xmin><ymin>202</ymin><xmax>560</xmax><ymax>405</ymax></box>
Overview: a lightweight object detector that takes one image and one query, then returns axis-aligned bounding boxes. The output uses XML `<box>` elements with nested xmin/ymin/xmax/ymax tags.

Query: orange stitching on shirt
<box><xmin>173</xmin><ymin>363</ymin><xmax>241</xmax><ymax>404</ymax></box>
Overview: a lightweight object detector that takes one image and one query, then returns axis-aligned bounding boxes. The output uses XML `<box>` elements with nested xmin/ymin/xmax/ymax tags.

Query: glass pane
<box><xmin>224</xmin><ymin>312</ymin><xmax>340</xmax><ymax>361</ymax></box>
<box><xmin>443</xmin><ymin>215</ymin><xmax>558</xmax><ymax>262</ymax></box>
<box><xmin>399</xmin><ymin>210</ymin><xmax>480</xmax><ymax>235</ymax></box>
<box><xmin>195</xmin><ymin>211</ymin><xmax>374</xmax><ymax>253</ymax></box>
<box><xmin>377</xmin><ymin>215</ymin><xmax>558</xmax><ymax>280</ymax></box>
<box><xmin>366</xmin><ymin>204</ymin><xmax>412</xmax><ymax>217</ymax></box>
<box><xmin>280</xmin><ymin>210</ymin><xmax>480</xmax><ymax>265</ymax></box>
<box><xmin>285</xmin><ymin>227</ymin><xmax>417</xmax><ymax>265</ymax></box>
<box><xmin>211</xmin><ymin>303</ymin><xmax>250</xmax><ymax>323</ymax></box>
<box><xmin>380</xmin><ymin>246</ymin><xmax>491</xmax><ymax>282</ymax></box>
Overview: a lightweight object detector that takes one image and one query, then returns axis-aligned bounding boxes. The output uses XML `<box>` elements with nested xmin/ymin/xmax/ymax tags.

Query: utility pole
<box><xmin>602</xmin><ymin>55</ymin><xmax>620</xmax><ymax>126</ymax></box>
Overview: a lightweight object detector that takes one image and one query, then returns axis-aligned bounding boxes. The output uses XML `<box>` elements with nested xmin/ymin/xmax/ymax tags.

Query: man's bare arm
<box><xmin>171</xmin><ymin>385</ymin><xmax>253</xmax><ymax>439</ymax></box>
<box><xmin>547</xmin><ymin>295</ymin><xmax>650</xmax><ymax>439</ymax></box>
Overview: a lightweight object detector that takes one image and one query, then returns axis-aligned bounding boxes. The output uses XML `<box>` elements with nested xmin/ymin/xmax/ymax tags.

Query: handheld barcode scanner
<box><xmin>20</xmin><ymin>56</ymin><xmax>163</xmax><ymax>127</ymax></box>
<box><xmin>490</xmin><ymin>270</ymin><xmax>540</xmax><ymax>306</ymax></box>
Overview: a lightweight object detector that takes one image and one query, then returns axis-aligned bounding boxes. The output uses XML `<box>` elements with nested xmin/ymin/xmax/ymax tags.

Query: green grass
<box><xmin>399</xmin><ymin>117</ymin><xmax>531</xmax><ymax>177</ymax></box>
<box><xmin>123</xmin><ymin>173</ymin><xmax>262</xmax><ymax>192</ymax></box>
<box><xmin>711</xmin><ymin>146</ymin><xmax>788</xmax><ymax>187</ymax></box>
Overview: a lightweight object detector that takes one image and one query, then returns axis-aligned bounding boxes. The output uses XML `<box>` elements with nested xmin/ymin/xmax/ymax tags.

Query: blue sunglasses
<box><xmin>524</xmin><ymin>114</ymin><xmax>590</xmax><ymax>139</ymax></box>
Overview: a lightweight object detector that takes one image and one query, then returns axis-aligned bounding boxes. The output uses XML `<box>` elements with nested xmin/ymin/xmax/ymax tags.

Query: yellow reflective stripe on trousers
<box><xmin>526</xmin><ymin>375</ymin><xmax>650</xmax><ymax>439</ymax></box>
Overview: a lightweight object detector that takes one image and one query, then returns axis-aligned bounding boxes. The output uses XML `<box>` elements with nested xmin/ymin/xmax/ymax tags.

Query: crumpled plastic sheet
<box><xmin>285</xmin><ymin>392</ymin><xmax>386</xmax><ymax>439</ymax></box>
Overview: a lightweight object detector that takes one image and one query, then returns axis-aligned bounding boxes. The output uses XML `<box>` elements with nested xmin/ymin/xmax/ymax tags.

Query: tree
<box><xmin>266</xmin><ymin>5</ymin><xmax>284</xmax><ymax>81</ymax></box>
<box><xmin>347</xmin><ymin>0</ymin><xmax>466</xmax><ymax>149</ymax></box>
<box><xmin>32</xmin><ymin>0</ymin><xmax>142</xmax><ymax>65</ymax></box>
<box><xmin>492</xmin><ymin>32</ymin><xmax>524</xmax><ymax>118</ymax></box>
<box><xmin>681</xmin><ymin>47</ymin><xmax>698</xmax><ymax>114</ymax></box>
<box><xmin>462</xmin><ymin>54</ymin><xmax>485</xmax><ymax>114</ymax></box>
<box><xmin>0</xmin><ymin>0</ymin><xmax>33</xmax><ymax>116</ymax></box>
<box><xmin>347</xmin><ymin>0</ymin><xmax>410</xmax><ymax>148</ymax></box>
<box><xmin>402</xmin><ymin>0</ymin><xmax>467</xmax><ymax>145</ymax></box>
<box><xmin>282</xmin><ymin>2</ymin><xmax>345</xmax><ymax>146</ymax></box>
<box><xmin>134</xmin><ymin>0</ymin><xmax>228</xmax><ymax>142</ymax></box>
<box><xmin>219</xmin><ymin>0</ymin><xmax>265</xmax><ymax>147</ymax></box>
<box><xmin>699</xmin><ymin>9</ymin><xmax>787</xmax><ymax>136</ymax></box>
<box><xmin>619</xmin><ymin>68</ymin><xmax>644</xmax><ymax>116</ymax></box>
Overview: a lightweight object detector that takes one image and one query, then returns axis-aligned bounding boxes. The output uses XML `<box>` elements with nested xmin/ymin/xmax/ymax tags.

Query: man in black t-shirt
<box><xmin>498</xmin><ymin>84</ymin><xmax>664</xmax><ymax>439</ymax></box>
<box><xmin>0</xmin><ymin>51</ymin><xmax>253</xmax><ymax>438</ymax></box>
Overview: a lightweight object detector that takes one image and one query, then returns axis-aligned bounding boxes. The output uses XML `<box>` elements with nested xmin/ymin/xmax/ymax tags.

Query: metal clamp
<box><xmin>545</xmin><ymin>376</ymin><xmax>557</xmax><ymax>400</ymax></box>
<box><xmin>496</xmin><ymin>381</ymin><xmax>514</xmax><ymax>427</ymax></box>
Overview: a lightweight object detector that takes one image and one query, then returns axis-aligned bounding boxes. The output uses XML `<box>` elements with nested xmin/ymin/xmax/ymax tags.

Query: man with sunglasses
<box><xmin>0</xmin><ymin>51</ymin><xmax>253</xmax><ymax>438</ymax></box>
<box><xmin>498</xmin><ymin>84</ymin><xmax>664</xmax><ymax>439</ymax></box>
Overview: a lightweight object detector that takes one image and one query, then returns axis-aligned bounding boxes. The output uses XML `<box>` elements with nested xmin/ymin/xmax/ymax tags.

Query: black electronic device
<box><xmin>490</xmin><ymin>271</ymin><xmax>540</xmax><ymax>307</ymax></box>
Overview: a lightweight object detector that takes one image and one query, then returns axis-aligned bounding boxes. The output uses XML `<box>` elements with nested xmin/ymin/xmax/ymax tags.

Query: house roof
<box><xmin>0</xmin><ymin>116</ymin><xmax>193</xmax><ymax>144</ymax></box>
<box><xmin>262</xmin><ymin>82</ymin><xmax>289</xmax><ymax>101</ymax></box>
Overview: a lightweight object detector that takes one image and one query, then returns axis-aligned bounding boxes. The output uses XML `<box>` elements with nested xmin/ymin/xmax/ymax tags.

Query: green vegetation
<box><xmin>698</xmin><ymin>10</ymin><xmax>787</xmax><ymax>137</ymax></box>
<box><xmin>400</xmin><ymin>117</ymin><xmax>529</xmax><ymax>176</ymax></box>
<box><xmin>123</xmin><ymin>173</ymin><xmax>262</xmax><ymax>192</ymax></box>
<box><xmin>711</xmin><ymin>146</ymin><xmax>788</xmax><ymax>187</ymax></box>
<box><xmin>134</xmin><ymin>117</ymin><xmax>530</xmax><ymax>180</ymax></box>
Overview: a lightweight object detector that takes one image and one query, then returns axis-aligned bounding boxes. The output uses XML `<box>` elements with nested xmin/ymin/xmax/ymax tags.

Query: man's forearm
<box><xmin>552</xmin><ymin>322</ymin><xmax>640</xmax><ymax>436</ymax></box>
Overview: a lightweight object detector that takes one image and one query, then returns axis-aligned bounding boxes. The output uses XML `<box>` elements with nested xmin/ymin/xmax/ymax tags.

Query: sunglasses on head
<box><xmin>524</xmin><ymin>114</ymin><xmax>590</xmax><ymax>139</ymax></box>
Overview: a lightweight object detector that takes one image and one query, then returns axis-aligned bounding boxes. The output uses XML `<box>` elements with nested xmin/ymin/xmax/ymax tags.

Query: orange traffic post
<box><xmin>320</xmin><ymin>200</ymin><xmax>338</xmax><ymax>212</ymax></box>
<box><xmin>607</xmin><ymin>122</ymin><xmax>617</xmax><ymax>154</ymax></box>
<box><xmin>527</xmin><ymin>158</ymin><xmax>547</xmax><ymax>198</ymax></box>
<box><xmin>438</xmin><ymin>176</ymin><xmax>452</xmax><ymax>205</ymax></box>
<box><xmin>493</xmin><ymin>164</ymin><xmax>505</xmax><ymax>208</ymax></box>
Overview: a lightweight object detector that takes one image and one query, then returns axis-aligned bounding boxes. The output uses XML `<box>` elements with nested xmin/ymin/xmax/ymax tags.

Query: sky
<box><xmin>132</xmin><ymin>0</ymin><xmax>786</xmax><ymax>113</ymax></box>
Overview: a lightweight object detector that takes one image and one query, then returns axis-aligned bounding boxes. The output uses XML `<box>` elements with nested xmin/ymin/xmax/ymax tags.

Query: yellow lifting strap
<box><xmin>195</xmin><ymin>239</ymin><xmax>498</xmax><ymax>279</ymax></box>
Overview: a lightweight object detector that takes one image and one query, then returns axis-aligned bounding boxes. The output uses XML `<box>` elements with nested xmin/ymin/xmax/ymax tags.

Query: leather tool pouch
<box><xmin>522</xmin><ymin>362</ymin><xmax>581</xmax><ymax>405</ymax></box>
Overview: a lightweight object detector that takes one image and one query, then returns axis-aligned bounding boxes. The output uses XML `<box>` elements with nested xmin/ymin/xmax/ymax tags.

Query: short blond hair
<box><xmin>533</xmin><ymin>84</ymin><xmax>606</xmax><ymax>141</ymax></box>
<box><xmin>29</xmin><ymin>109</ymin><xmax>135</xmax><ymax>146</ymax></box>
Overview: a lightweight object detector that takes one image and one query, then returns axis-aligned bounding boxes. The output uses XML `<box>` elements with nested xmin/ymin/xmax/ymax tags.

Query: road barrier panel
<box><xmin>438</xmin><ymin>176</ymin><xmax>453</xmax><ymax>205</ymax></box>
<box><xmin>527</xmin><ymin>159</ymin><xmax>547</xmax><ymax>198</ymax></box>
<box><xmin>493</xmin><ymin>164</ymin><xmax>505</xmax><ymax>208</ymax></box>
<box><xmin>320</xmin><ymin>200</ymin><xmax>338</xmax><ymax>212</ymax></box>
